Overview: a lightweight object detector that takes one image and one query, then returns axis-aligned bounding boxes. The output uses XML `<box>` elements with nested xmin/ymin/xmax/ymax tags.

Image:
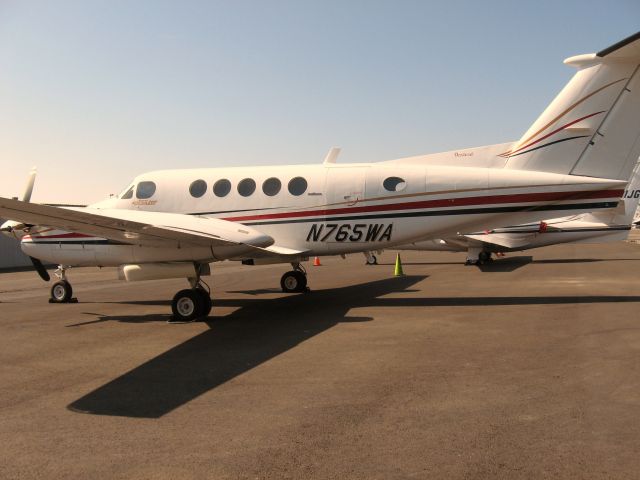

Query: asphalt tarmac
<box><xmin>2</xmin><ymin>234</ymin><xmax>640</xmax><ymax>479</ymax></box>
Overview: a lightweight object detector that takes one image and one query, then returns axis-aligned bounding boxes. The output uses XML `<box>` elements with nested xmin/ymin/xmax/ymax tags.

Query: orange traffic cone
<box><xmin>313</xmin><ymin>256</ymin><xmax>322</xmax><ymax>266</ymax></box>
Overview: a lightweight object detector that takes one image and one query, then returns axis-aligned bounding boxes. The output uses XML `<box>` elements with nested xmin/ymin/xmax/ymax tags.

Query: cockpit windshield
<box><xmin>119</xmin><ymin>185</ymin><xmax>134</xmax><ymax>199</ymax></box>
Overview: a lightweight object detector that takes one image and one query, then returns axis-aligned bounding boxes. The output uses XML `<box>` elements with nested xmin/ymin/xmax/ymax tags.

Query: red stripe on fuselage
<box><xmin>222</xmin><ymin>189</ymin><xmax>623</xmax><ymax>222</ymax></box>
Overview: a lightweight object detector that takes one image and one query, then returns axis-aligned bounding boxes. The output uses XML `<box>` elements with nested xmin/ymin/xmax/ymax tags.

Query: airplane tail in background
<box><xmin>504</xmin><ymin>32</ymin><xmax>640</xmax><ymax>182</ymax></box>
<box><xmin>585</xmin><ymin>160</ymin><xmax>640</xmax><ymax>225</ymax></box>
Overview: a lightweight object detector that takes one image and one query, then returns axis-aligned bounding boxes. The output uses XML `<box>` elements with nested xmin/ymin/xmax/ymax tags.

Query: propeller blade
<box><xmin>22</xmin><ymin>167</ymin><xmax>37</xmax><ymax>203</ymax></box>
<box><xmin>29</xmin><ymin>256</ymin><xmax>50</xmax><ymax>282</ymax></box>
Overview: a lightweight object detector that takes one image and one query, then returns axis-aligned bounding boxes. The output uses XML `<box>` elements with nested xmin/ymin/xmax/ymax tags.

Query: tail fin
<box><xmin>504</xmin><ymin>31</ymin><xmax>640</xmax><ymax>181</ymax></box>
<box><xmin>586</xmin><ymin>160</ymin><xmax>640</xmax><ymax>224</ymax></box>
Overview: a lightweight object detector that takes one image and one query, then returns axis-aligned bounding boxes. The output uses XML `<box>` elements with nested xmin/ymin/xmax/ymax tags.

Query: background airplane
<box><xmin>2</xmin><ymin>31</ymin><xmax>640</xmax><ymax>322</ymax></box>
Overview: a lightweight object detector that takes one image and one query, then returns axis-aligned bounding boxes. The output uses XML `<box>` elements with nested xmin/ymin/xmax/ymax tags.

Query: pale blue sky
<box><xmin>0</xmin><ymin>0</ymin><xmax>638</xmax><ymax>203</ymax></box>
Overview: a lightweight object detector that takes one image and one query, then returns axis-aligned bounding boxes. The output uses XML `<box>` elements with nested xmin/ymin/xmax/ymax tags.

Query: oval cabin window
<box><xmin>136</xmin><ymin>181</ymin><xmax>156</xmax><ymax>199</ymax></box>
<box><xmin>288</xmin><ymin>177</ymin><xmax>308</xmax><ymax>196</ymax></box>
<box><xmin>189</xmin><ymin>179</ymin><xmax>207</xmax><ymax>198</ymax></box>
<box><xmin>213</xmin><ymin>179</ymin><xmax>232</xmax><ymax>197</ymax></box>
<box><xmin>262</xmin><ymin>177</ymin><xmax>281</xmax><ymax>196</ymax></box>
<box><xmin>237</xmin><ymin>178</ymin><xmax>256</xmax><ymax>197</ymax></box>
<box><xmin>383</xmin><ymin>176</ymin><xmax>407</xmax><ymax>192</ymax></box>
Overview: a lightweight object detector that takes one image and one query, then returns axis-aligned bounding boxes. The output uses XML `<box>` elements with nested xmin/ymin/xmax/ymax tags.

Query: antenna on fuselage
<box><xmin>323</xmin><ymin>147</ymin><xmax>341</xmax><ymax>164</ymax></box>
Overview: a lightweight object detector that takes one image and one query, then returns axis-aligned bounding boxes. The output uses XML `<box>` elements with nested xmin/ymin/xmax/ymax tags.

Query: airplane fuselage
<box><xmin>18</xmin><ymin>163</ymin><xmax>624</xmax><ymax>267</ymax></box>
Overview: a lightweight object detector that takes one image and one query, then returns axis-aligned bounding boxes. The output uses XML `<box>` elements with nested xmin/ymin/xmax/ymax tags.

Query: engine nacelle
<box><xmin>117</xmin><ymin>263</ymin><xmax>211</xmax><ymax>282</ymax></box>
<box><xmin>1</xmin><ymin>220</ymin><xmax>29</xmax><ymax>240</ymax></box>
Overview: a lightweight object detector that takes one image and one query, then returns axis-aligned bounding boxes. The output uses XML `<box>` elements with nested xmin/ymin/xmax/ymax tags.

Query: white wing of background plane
<box><xmin>463</xmin><ymin>233</ymin><xmax>534</xmax><ymax>249</ymax></box>
<box><xmin>0</xmin><ymin>196</ymin><xmax>274</xmax><ymax>249</ymax></box>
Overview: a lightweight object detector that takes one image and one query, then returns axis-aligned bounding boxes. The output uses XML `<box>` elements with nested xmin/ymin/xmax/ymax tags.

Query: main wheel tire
<box><xmin>50</xmin><ymin>280</ymin><xmax>73</xmax><ymax>303</ymax></box>
<box><xmin>195</xmin><ymin>288</ymin><xmax>212</xmax><ymax>318</ymax></box>
<box><xmin>280</xmin><ymin>270</ymin><xmax>307</xmax><ymax>293</ymax></box>
<box><xmin>171</xmin><ymin>289</ymin><xmax>201</xmax><ymax>322</ymax></box>
<box><xmin>478</xmin><ymin>251</ymin><xmax>492</xmax><ymax>263</ymax></box>
<box><xmin>366</xmin><ymin>255</ymin><xmax>378</xmax><ymax>265</ymax></box>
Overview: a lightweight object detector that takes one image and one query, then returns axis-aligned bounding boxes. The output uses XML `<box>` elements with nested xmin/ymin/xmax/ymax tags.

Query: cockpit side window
<box><xmin>136</xmin><ymin>181</ymin><xmax>156</xmax><ymax>199</ymax></box>
<box><xmin>120</xmin><ymin>186</ymin><xmax>134</xmax><ymax>199</ymax></box>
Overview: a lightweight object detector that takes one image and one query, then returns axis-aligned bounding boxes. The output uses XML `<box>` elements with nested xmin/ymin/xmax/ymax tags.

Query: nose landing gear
<box><xmin>49</xmin><ymin>265</ymin><xmax>77</xmax><ymax>303</ymax></box>
<box><xmin>280</xmin><ymin>263</ymin><xmax>309</xmax><ymax>293</ymax></box>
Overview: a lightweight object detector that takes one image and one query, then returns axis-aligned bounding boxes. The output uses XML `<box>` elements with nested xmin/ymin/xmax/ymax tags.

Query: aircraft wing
<box><xmin>463</xmin><ymin>233</ymin><xmax>534</xmax><ymax>249</ymax></box>
<box><xmin>0</xmin><ymin>196</ymin><xmax>274</xmax><ymax>249</ymax></box>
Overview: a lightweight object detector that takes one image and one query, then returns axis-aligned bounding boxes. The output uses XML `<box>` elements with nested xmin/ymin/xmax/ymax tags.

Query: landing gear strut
<box><xmin>169</xmin><ymin>264</ymin><xmax>212</xmax><ymax>323</ymax></box>
<box><xmin>280</xmin><ymin>262</ymin><xmax>308</xmax><ymax>293</ymax></box>
<box><xmin>364</xmin><ymin>251</ymin><xmax>378</xmax><ymax>265</ymax></box>
<box><xmin>49</xmin><ymin>265</ymin><xmax>76</xmax><ymax>303</ymax></box>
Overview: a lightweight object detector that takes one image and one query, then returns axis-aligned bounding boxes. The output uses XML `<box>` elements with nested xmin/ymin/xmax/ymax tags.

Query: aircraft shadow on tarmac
<box><xmin>380</xmin><ymin>256</ymin><xmax>533</xmax><ymax>272</ymax></box>
<box><xmin>378</xmin><ymin>257</ymin><xmax>640</xmax><ymax>270</ymax></box>
<box><xmin>67</xmin><ymin>274</ymin><xmax>640</xmax><ymax>419</ymax></box>
<box><xmin>67</xmin><ymin>275</ymin><xmax>426</xmax><ymax>419</ymax></box>
<box><xmin>531</xmin><ymin>258</ymin><xmax>640</xmax><ymax>264</ymax></box>
<box><xmin>477</xmin><ymin>256</ymin><xmax>533</xmax><ymax>272</ymax></box>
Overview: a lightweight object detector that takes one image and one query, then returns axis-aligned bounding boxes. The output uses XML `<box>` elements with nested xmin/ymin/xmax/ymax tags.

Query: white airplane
<box><xmin>399</xmin><ymin>160</ymin><xmax>640</xmax><ymax>264</ymax></box>
<box><xmin>634</xmin><ymin>205</ymin><xmax>640</xmax><ymax>227</ymax></box>
<box><xmin>2</xmin><ymin>31</ymin><xmax>640</xmax><ymax>322</ymax></box>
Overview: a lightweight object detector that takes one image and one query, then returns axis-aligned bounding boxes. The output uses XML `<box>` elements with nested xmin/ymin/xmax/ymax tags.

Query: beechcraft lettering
<box><xmin>306</xmin><ymin>223</ymin><xmax>393</xmax><ymax>242</ymax></box>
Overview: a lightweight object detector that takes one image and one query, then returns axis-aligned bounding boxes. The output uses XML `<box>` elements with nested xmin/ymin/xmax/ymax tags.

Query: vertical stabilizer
<box><xmin>504</xmin><ymin>32</ymin><xmax>640</xmax><ymax>182</ymax></box>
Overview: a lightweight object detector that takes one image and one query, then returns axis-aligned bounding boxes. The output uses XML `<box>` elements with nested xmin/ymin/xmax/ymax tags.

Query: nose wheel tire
<box><xmin>366</xmin><ymin>255</ymin><xmax>378</xmax><ymax>265</ymax></box>
<box><xmin>171</xmin><ymin>288</ymin><xmax>212</xmax><ymax>323</ymax></box>
<box><xmin>280</xmin><ymin>270</ymin><xmax>307</xmax><ymax>293</ymax></box>
<box><xmin>50</xmin><ymin>280</ymin><xmax>73</xmax><ymax>303</ymax></box>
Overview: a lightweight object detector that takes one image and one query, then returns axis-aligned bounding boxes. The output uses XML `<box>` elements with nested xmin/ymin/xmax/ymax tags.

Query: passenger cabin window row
<box><xmin>122</xmin><ymin>176</ymin><xmax>405</xmax><ymax>200</ymax></box>
<box><xmin>186</xmin><ymin>177</ymin><xmax>309</xmax><ymax>198</ymax></box>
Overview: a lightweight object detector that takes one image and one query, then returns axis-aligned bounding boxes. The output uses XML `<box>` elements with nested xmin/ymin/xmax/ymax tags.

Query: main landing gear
<box><xmin>280</xmin><ymin>263</ymin><xmax>309</xmax><ymax>293</ymax></box>
<box><xmin>478</xmin><ymin>251</ymin><xmax>493</xmax><ymax>263</ymax></box>
<box><xmin>170</xmin><ymin>266</ymin><xmax>212</xmax><ymax>323</ymax></box>
<box><xmin>465</xmin><ymin>249</ymin><xmax>493</xmax><ymax>266</ymax></box>
<box><xmin>49</xmin><ymin>265</ymin><xmax>77</xmax><ymax>303</ymax></box>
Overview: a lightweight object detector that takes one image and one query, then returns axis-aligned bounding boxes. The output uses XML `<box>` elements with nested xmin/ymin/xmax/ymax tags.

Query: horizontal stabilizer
<box><xmin>464</xmin><ymin>233</ymin><xmax>534</xmax><ymax>249</ymax></box>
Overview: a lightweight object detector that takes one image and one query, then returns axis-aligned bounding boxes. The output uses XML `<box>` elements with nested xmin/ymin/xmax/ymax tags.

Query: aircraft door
<box><xmin>318</xmin><ymin>166</ymin><xmax>368</xmax><ymax>252</ymax></box>
<box><xmin>325</xmin><ymin>166</ymin><xmax>367</xmax><ymax>207</ymax></box>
